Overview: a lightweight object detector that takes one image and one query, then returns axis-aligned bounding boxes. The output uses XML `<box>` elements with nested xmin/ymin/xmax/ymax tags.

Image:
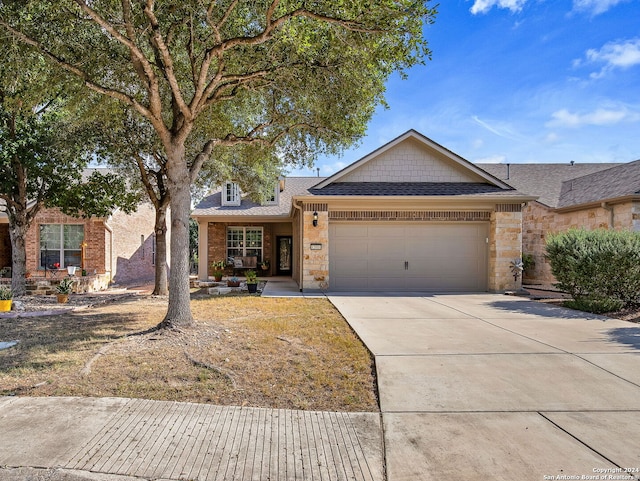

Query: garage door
<box><xmin>329</xmin><ymin>223</ymin><xmax>488</xmax><ymax>292</ymax></box>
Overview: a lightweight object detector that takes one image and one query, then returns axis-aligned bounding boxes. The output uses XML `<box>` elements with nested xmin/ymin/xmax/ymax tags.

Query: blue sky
<box><xmin>291</xmin><ymin>0</ymin><xmax>640</xmax><ymax>177</ymax></box>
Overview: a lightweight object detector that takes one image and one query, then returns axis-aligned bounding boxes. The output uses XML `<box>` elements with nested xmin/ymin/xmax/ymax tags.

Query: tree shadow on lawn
<box><xmin>0</xmin><ymin>297</ymin><xmax>160</xmax><ymax>375</ymax></box>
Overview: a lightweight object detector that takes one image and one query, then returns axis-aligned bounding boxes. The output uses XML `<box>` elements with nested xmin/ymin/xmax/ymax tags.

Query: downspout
<box><xmin>601</xmin><ymin>202</ymin><xmax>614</xmax><ymax>229</ymax></box>
<box><xmin>292</xmin><ymin>200</ymin><xmax>304</xmax><ymax>292</ymax></box>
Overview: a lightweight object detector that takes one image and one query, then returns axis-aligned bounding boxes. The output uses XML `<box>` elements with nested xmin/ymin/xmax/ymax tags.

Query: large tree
<box><xmin>0</xmin><ymin>96</ymin><xmax>139</xmax><ymax>296</ymax></box>
<box><xmin>0</xmin><ymin>1</ymin><xmax>435</xmax><ymax>328</ymax></box>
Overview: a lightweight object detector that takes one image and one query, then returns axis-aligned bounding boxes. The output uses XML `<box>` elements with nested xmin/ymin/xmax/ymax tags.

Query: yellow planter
<box><xmin>0</xmin><ymin>300</ymin><xmax>12</xmax><ymax>312</ymax></box>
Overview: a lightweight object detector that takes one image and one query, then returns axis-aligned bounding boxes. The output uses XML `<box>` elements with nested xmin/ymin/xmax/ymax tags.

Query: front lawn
<box><xmin>0</xmin><ymin>295</ymin><xmax>378</xmax><ymax>412</ymax></box>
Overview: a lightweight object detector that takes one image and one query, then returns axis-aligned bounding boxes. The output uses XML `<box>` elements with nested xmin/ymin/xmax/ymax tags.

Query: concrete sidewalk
<box><xmin>0</xmin><ymin>397</ymin><xmax>384</xmax><ymax>481</ymax></box>
<box><xmin>329</xmin><ymin>293</ymin><xmax>640</xmax><ymax>481</ymax></box>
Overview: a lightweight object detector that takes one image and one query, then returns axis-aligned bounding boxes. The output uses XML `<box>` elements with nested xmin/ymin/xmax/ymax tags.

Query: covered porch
<box><xmin>197</xmin><ymin>219</ymin><xmax>296</xmax><ymax>281</ymax></box>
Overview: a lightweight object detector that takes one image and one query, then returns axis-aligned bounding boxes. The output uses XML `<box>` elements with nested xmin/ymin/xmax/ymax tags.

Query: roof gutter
<box><xmin>292</xmin><ymin>194</ymin><xmax>538</xmax><ymax>204</ymax></box>
<box><xmin>554</xmin><ymin>195</ymin><xmax>640</xmax><ymax>214</ymax></box>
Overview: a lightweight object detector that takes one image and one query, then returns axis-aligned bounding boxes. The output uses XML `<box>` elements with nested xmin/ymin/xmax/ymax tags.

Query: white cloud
<box><xmin>582</xmin><ymin>38</ymin><xmax>640</xmax><ymax>78</ymax></box>
<box><xmin>544</xmin><ymin>132</ymin><xmax>560</xmax><ymax>143</ymax></box>
<box><xmin>474</xmin><ymin>154</ymin><xmax>507</xmax><ymax>163</ymax></box>
<box><xmin>469</xmin><ymin>0</ymin><xmax>527</xmax><ymax>15</ymax></box>
<box><xmin>472</xmin><ymin>116</ymin><xmax>525</xmax><ymax>141</ymax></box>
<box><xmin>546</xmin><ymin>107</ymin><xmax>640</xmax><ymax>128</ymax></box>
<box><xmin>572</xmin><ymin>0</ymin><xmax>628</xmax><ymax>16</ymax></box>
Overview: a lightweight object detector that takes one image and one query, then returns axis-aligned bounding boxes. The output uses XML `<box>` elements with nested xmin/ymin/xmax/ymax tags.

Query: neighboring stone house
<box><xmin>479</xmin><ymin>161</ymin><xmax>640</xmax><ymax>286</ymax></box>
<box><xmin>0</xmin><ymin>199</ymin><xmax>161</xmax><ymax>291</ymax></box>
<box><xmin>193</xmin><ymin>130</ymin><xmax>535</xmax><ymax>292</ymax></box>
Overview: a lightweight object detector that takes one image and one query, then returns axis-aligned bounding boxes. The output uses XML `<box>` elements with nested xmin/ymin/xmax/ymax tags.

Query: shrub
<box><xmin>546</xmin><ymin>229</ymin><xmax>640</xmax><ymax>311</ymax></box>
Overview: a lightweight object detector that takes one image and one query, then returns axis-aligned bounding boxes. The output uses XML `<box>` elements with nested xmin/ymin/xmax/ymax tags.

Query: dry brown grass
<box><xmin>0</xmin><ymin>295</ymin><xmax>378</xmax><ymax>412</ymax></box>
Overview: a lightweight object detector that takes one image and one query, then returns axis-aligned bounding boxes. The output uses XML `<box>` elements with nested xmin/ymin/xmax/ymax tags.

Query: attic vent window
<box><xmin>222</xmin><ymin>182</ymin><xmax>241</xmax><ymax>206</ymax></box>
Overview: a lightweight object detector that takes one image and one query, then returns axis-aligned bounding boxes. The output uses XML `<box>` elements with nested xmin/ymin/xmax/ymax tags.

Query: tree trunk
<box><xmin>159</xmin><ymin>148</ymin><xmax>194</xmax><ymax>328</ymax></box>
<box><xmin>152</xmin><ymin>204</ymin><xmax>169</xmax><ymax>296</ymax></box>
<box><xmin>9</xmin><ymin>217</ymin><xmax>29</xmax><ymax>297</ymax></box>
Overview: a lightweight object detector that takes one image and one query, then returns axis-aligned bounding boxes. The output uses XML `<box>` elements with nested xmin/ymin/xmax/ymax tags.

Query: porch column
<box><xmin>197</xmin><ymin>219</ymin><xmax>208</xmax><ymax>280</ymax></box>
<box><xmin>488</xmin><ymin>205</ymin><xmax>523</xmax><ymax>292</ymax></box>
<box><xmin>301</xmin><ymin>203</ymin><xmax>329</xmax><ymax>291</ymax></box>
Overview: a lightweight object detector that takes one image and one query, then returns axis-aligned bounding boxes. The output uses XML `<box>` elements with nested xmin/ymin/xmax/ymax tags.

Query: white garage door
<box><xmin>329</xmin><ymin>223</ymin><xmax>488</xmax><ymax>292</ymax></box>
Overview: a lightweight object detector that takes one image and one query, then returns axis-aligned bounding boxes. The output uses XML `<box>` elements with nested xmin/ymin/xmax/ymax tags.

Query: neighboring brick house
<box><xmin>0</xmin><ymin>200</ymin><xmax>161</xmax><ymax>289</ymax></box>
<box><xmin>479</xmin><ymin>161</ymin><xmax>640</xmax><ymax>286</ymax></box>
<box><xmin>193</xmin><ymin>130</ymin><xmax>535</xmax><ymax>292</ymax></box>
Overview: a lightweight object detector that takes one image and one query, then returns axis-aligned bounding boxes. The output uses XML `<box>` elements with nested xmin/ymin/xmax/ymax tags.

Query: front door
<box><xmin>276</xmin><ymin>236</ymin><xmax>293</xmax><ymax>276</ymax></box>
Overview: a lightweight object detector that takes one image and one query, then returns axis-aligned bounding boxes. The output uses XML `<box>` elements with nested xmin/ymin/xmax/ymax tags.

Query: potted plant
<box><xmin>260</xmin><ymin>259</ymin><xmax>270</xmax><ymax>273</ymax></box>
<box><xmin>210</xmin><ymin>260</ymin><xmax>226</xmax><ymax>281</ymax></box>
<box><xmin>0</xmin><ymin>286</ymin><xmax>12</xmax><ymax>312</ymax></box>
<box><xmin>56</xmin><ymin>277</ymin><xmax>75</xmax><ymax>303</ymax></box>
<box><xmin>245</xmin><ymin>269</ymin><xmax>258</xmax><ymax>293</ymax></box>
<box><xmin>227</xmin><ymin>276</ymin><xmax>240</xmax><ymax>287</ymax></box>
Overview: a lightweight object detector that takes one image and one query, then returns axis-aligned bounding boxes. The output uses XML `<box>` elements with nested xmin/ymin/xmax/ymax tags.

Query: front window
<box><xmin>227</xmin><ymin>227</ymin><xmax>263</xmax><ymax>263</ymax></box>
<box><xmin>222</xmin><ymin>181</ymin><xmax>241</xmax><ymax>206</ymax></box>
<box><xmin>39</xmin><ymin>224</ymin><xmax>84</xmax><ymax>269</ymax></box>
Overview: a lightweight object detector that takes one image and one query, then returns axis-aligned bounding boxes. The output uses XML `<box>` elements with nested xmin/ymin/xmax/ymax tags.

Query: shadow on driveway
<box><xmin>605</xmin><ymin>327</ymin><xmax>640</xmax><ymax>351</ymax></box>
<box><xmin>486</xmin><ymin>298</ymin><xmax>608</xmax><ymax>321</ymax></box>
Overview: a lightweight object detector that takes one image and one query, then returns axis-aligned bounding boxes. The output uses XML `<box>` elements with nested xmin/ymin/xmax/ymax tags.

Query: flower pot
<box><xmin>0</xmin><ymin>300</ymin><xmax>12</xmax><ymax>312</ymax></box>
<box><xmin>247</xmin><ymin>282</ymin><xmax>258</xmax><ymax>293</ymax></box>
<box><xmin>214</xmin><ymin>275</ymin><xmax>223</xmax><ymax>282</ymax></box>
<box><xmin>57</xmin><ymin>294</ymin><xmax>69</xmax><ymax>304</ymax></box>
<box><xmin>227</xmin><ymin>281</ymin><xmax>241</xmax><ymax>287</ymax></box>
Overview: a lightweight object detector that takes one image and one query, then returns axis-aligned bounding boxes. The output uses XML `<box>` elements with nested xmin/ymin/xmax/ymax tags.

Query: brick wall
<box><xmin>24</xmin><ymin>208</ymin><xmax>106</xmax><ymax>275</ymax></box>
<box><xmin>339</xmin><ymin>138</ymin><xmax>482</xmax><ymax>183</ymax></box>
<box><xmin>522</xmin><ymin>200</ymin><xmax>640</xmax><ymax>286</ymax></box>
<box><xmin>108</xmin><ymin>203</ymin><xmax>158</xmax><ymax>285</ymax></box>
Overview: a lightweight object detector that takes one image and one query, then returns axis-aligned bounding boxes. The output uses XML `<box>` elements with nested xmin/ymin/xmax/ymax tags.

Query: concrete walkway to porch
<box><xmin>261</xmin><ymin>276</ymin><xmax>326</xmax><ymax>298</ymax></box>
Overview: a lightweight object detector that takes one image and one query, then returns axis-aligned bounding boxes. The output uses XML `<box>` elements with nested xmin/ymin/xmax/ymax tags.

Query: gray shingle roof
<box><xmin>192</xmin><ymin>177</ymin><xmax>324</xmax><ymax>217</ymax></box>
<box><xmin>309</xmin><ymin>182</ymin><xmax>517</xmax><ymax>196</ymax></box>
<box><xmin>557</xmin><ymin>160</ymin><xmax>640</xmax><ymax>208</ymax></box>
<box><xmin>478</xmin><ymin>163</ymin><xmax>625</xmax><ymax>208</ymax></box>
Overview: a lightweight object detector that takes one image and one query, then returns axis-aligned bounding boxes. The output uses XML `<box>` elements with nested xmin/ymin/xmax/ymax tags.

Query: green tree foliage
<box><xmin>546</xmin><ymin>229</ymin><xmax>640</xmax><ymax>312</ymax></box>
<box><xmin>1</xmin><ymin>0</ymin><xmax>436</xmax><ymax>326</ymax></box>
<box><xmin>0</xmin><ymin>39</ymin><xmax>142</xmax><ymax>295</ymax></box>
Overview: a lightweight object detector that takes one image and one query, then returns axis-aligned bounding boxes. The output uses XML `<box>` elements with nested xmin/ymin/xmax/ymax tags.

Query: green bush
<box><xmin>546</xmin><ymin>229</ymin><xmax>640</xmax><ymax>311</ymax></box>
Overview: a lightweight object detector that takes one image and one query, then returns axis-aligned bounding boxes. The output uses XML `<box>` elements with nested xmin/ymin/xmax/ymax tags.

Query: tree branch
<box><xmin>142</xmin><ymin>1</ymin><xmax>192</xmax><ymax>123</ymax></box>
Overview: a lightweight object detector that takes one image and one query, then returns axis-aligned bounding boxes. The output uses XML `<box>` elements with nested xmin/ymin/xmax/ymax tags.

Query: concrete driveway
<box><xmin>329</xmin><ymin>294</ymin><xmax>640</xmax><ymax>481</ymax></box>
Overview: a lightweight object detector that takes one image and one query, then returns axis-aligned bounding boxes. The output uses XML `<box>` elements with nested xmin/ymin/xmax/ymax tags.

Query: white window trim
<box><xmin>39</xmin><ymin>224</ymin><xmax>84</xmax><ymax>269</ymax></box>
<box><xmin>222</xmin><ymin>181</ymin><xmax>241</xmax><ymax>206</ymax></box>
<box><xmin>226</xmin><ymin>226</ymin><xmax>264</xmax><ymax>262</ymax></box>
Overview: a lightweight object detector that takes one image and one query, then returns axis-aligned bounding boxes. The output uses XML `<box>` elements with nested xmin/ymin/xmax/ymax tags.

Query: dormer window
<box><xmin>222</xmin><ymin>182</ymin><xmax>240</xmax><ymax>206</ymax></box>
<box><xmin>263</xmin><ymin>183</ymin><xmax>279</xmax><ymax>206</ymax></box>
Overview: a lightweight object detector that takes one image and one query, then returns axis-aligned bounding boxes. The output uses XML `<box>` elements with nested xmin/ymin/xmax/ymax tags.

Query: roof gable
<box><xmin>315</xmin><ymin>130</ymin><xmax>511</xmax><ymax>189</ymax></box>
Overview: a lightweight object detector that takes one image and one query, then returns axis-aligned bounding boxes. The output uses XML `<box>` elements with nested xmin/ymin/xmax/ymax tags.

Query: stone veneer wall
<box><xmin>488</xmin><ymin>208</ymin><xmax>523</xmax><ymax>292</ymax></box>
<box><xmin>522</xmin><ymin>200</ymin><xmax>640</xmax><ymax>285</ymax></box>
<box><xmin>301</xmin><ymin>204</ymin><xmax>328</xmax><ymax>291</ymax></box>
